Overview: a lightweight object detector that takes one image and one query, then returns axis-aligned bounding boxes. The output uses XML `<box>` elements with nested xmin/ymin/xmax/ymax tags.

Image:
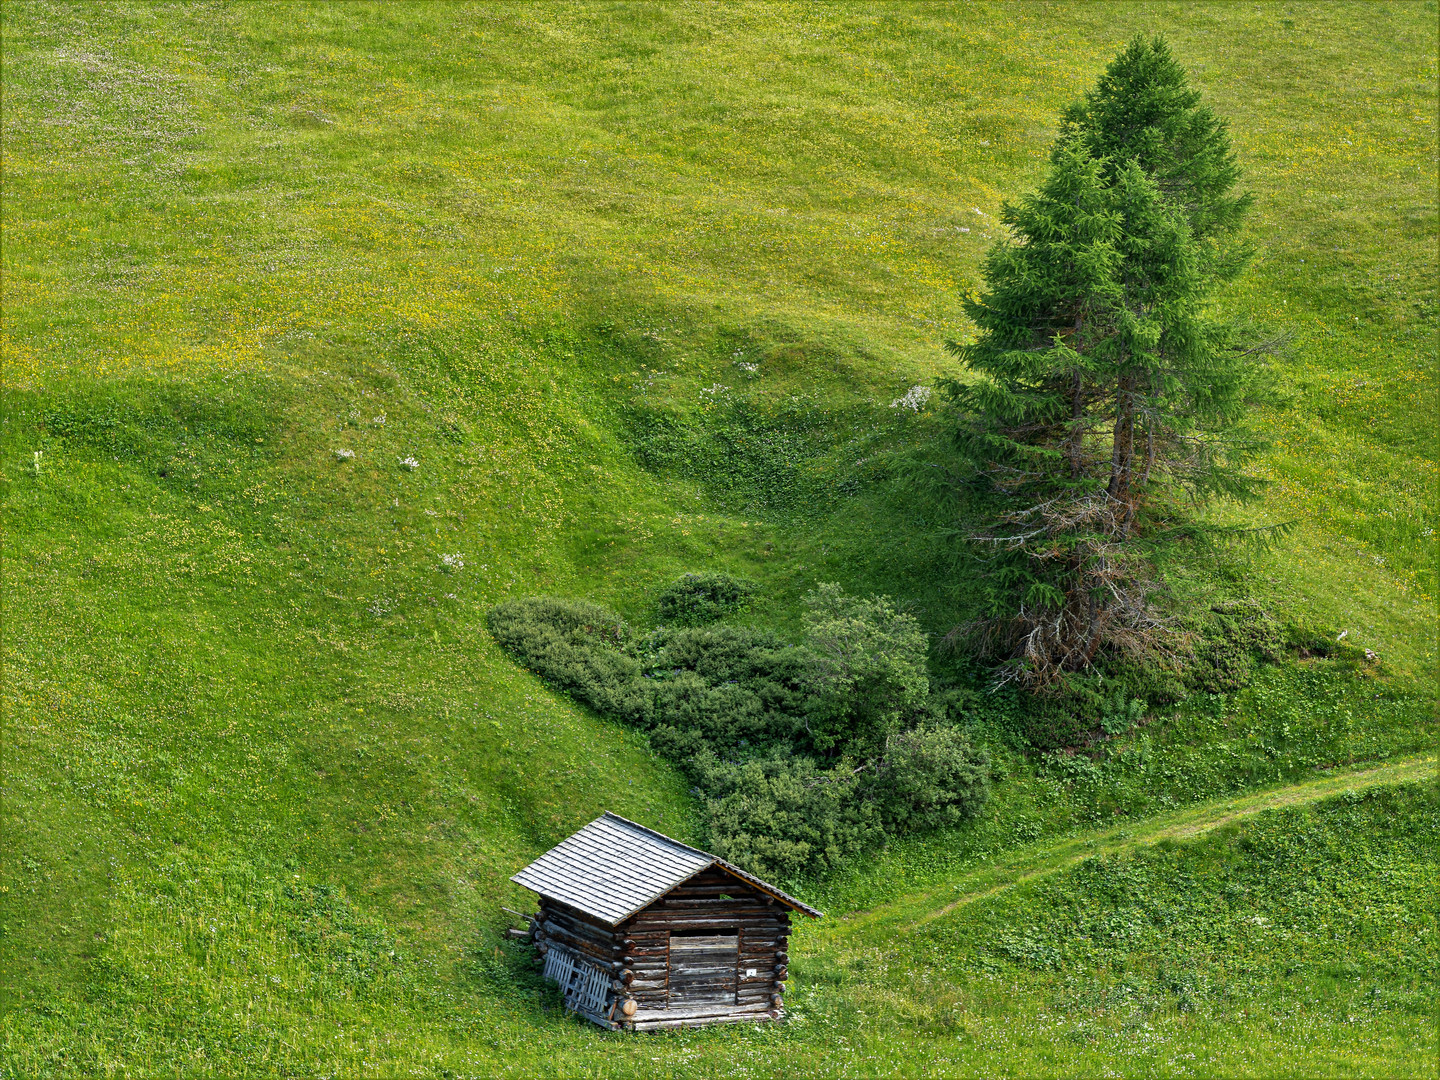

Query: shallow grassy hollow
<box><xmin>1</xmin><ymin>2</ymin><xmax>1435</xmax><ymax>1076</ymax></box>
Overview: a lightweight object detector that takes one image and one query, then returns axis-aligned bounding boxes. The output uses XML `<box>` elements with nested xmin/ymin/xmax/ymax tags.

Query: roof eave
<box><xmin>711</xmin><ymin>859</ymin><xmax>823</xmax><ymax>919</ymax></box>
<box><xmin>599</xmin><ymin>812</ymin><xmax>822</xmax><ymax>919</ymax></box>
<box><xmin>509</xmin><ymin>811</ymin><xmax>824</xmax><ymax>923</ymax></box>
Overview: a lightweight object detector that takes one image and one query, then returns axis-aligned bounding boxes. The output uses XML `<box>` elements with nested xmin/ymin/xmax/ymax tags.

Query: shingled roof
<box><xmin>511</xmin><ymin>811</ymin><xmax>822</xmax><ymax>925</ymax></box>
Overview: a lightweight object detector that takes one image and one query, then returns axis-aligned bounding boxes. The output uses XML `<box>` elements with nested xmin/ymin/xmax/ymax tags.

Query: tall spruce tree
<box><xmin>945</xmin><ymin>37</ymin><xmax>1268</xmax><ymax>688</ymax></box>
<box><xmin>1060</xmin><ymin>34</ymin><xmax>1253</xmax><ymax>265</ymax></box>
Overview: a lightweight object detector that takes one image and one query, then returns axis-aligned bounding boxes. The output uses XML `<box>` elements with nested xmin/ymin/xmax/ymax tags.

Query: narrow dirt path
<box><xmin>833</xmin><ymin>753</ymin><xmax>1435</xmax><ymax>937</ymax></box>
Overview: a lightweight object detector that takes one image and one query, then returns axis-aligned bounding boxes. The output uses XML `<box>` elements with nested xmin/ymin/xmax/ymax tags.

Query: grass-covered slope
<box><xmin>2</xmin><ymin>3</ymin><xmax>1435</xmax><ymax>1076</ymax></box>
<box><xmin>790</xmin><ymin>775</ymin><xmax>1439</xmax><ymax>1078</ymax></box>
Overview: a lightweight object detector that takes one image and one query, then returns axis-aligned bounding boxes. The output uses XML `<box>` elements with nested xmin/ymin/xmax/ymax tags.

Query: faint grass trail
<box><xmin>831</xmin><ymin>754</ymin><xmax>1435</xmax><ymax>938</ymax></box>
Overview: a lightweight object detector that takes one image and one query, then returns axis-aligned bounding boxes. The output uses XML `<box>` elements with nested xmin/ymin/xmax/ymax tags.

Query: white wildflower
<box><xmin>373</xmin><ymin>413</ymin><xmax>387</xmax><ymax>425</ymax></box>
<box><xmin>440</xmin><ymin>553</ymin><xmax>464</xmax><ymax>572</ymax></box>
<box><xmin>890</xmin><ymin>385</ymin><xmax>932</xmax><ymax>411</ymax></box>
<box><xmin>334</xmin><ymin>448</ymin><xmax>354</xmax><ymax>461</ymax></box>
<box><xmin>398</xmin><ymin>456</ymin><xmax>419</xmax><ymax>471</ymax></box>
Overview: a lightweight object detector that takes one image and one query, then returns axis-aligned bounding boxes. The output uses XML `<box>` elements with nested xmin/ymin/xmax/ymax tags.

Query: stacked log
<box><xmin>524</xmin><ymin>863</ymin><xmax>806</xmax><ymax>1030</ymax></box>
<box><xmin>620</xmin><ymin>866</ymin><xmax>791</xmax><ymax>1019</ymax></box>
<box><xmin>535</xmin><ymin>900</ymin><xmax>616</xmax><ymax>965</ymax></box>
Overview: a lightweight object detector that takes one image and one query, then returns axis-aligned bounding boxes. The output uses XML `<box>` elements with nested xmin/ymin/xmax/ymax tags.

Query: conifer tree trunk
<box><xmin>1066</xmin><ymin>370</ymin><xmax>1085</xmax><ymax>479</ymax></box>
<box><xmin>1108</xmin><ymin>372</ymin><xmax>1136</xmax><ymax>507</ymax></box>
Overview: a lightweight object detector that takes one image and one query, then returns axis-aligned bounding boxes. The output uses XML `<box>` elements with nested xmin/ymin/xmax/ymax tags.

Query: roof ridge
<box><xmin>512</xmin><ymin>812</ymin><xmax>822</xmax><ymax>923</ymax></box>
<box><xmin>600</xmin><ymin>812</ymin><xmax>822</xmax><ymax>919</ymax></box>
<box><xmin>599</xmin><ymin>811</ymin><xmax>718</xmax><ymax>862</ymax></box>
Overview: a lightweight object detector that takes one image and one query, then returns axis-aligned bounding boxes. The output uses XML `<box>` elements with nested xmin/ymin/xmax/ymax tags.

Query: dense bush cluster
<box><xmin>488</xmin><ymin>581</ymin><xmax>990</xmax><ymax>881</ymax></box>
<box><xmin>1186</xmin><ymin>600</ymin><xmax>1287</xmax><ymax>695</ymax></box>
<box><xmin>488</xmin><ymin>580</ymin><xmax>1304</xmax><ymax>876</ymax></box>
<box><xmin>655</xmin><ymin>572</ymin><xmax>757</xmax><ymax>625</ymax></box>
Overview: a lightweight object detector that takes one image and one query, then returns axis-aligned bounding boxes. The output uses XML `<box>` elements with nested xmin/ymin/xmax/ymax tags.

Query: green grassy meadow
<box><xmin>2</xmin><ymin>3</ymin><xmax>1435</xmax><ymax>1076</ymax></box>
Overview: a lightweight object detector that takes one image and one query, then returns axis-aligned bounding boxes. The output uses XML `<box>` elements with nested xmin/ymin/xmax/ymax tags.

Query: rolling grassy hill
<box><xmin>2</xmin><ymin>3</ymin><xmax>1435</xmax><ymax>1076</ymax></box>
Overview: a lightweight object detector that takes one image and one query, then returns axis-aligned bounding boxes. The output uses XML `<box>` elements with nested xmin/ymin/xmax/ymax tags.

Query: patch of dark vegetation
<box><xmin>490</xmin><ymin>575</ymin><xmax>1360</xmax><ymax>878</ymax></box>
<box><xmin>489</xmin><ymin>579</ymin><xmax>991</xmax><ymax>883</ymax></box>
<box><xmin>486</xmin><ymin>597</ymin><xmax>649</xmax><ymax>724</ymax></box>
<box><xmin>928</xmin><ymin>592</ymin><xmax>1330</xmax><ymax>753</ymax></box>
<box><xmin>621</xmin><ymin>395</ymin><xmax>848</xmax><ymax>517</ymax></box>
<box><xmin>655</xmin><ymin>571</ymin><xmax>757</xmax><ymax>625</ymax></box>
<box><xmin>1185</xmin><ymin>599</ymin><xmax>1286</xmax><ymax>695</ymax></box>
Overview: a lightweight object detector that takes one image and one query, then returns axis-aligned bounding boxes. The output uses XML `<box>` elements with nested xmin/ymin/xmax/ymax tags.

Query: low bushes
<box><xmin>488</xmin><ymin>578</ymin><xmax>989</xmax><ymax>881</ymax></box>
<box><xmin>1186</xmin><ymin>599</ymin><xmax>1287</xmax><ymax>695</ymax></box>
<box><xmin>655</xmin><ymin>572</ymin><xmax>757</xmax><ymax>625</ymax></box>
<box><xmin>489</xmin><ymin>580</ymin><xmax>1307</xmax><ymax>878</ymax></box>
<box><xmin>693</xmin><ymin>750</ymin><xmax>881</xmax><ymax>882</ymax></box>
<box><xmin>801</xmin><ymin>584</ymin><xmax>932</xmax><ymax>756</ymax></box>
<box><xmin>486</xmin><ymin>597</ymin><xmax>651</xmax><ymax>724</ymax></box>
<box><xmin>976</xmin><ymin>598</ymin><xmax>1293</xmax><ymax>750</ymax></box>
<box><xmin>868</xmin><ymin>723</ymin><xmax>992</xmax><ymax>830</ymax></box>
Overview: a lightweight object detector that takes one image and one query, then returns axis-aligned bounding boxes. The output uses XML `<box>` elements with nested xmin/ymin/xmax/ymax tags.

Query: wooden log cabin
<box><xmin>510</xmin><ymin>811</ymin><xmax>821</xmax><ymax>1031</ymax></box>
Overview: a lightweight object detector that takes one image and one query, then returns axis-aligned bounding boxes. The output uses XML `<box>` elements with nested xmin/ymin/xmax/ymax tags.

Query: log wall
<box><xmin>529</xmin><ymin>866</ymin><xmax>796</xmax><ymax>1029</ymax></box>
<box><xmin>618</xmin><ymin>866</ymin><xmax>790</xmax><ymax>1017</ymax></box>
<box><xmin>535</xmin><ymin>898</ymin><xmax>619</xmax><ymax>966</ymax></box>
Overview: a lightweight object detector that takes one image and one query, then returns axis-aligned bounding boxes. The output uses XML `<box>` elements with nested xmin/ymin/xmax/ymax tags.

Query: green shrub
<box><xmin>642</xmin><ymin>625</ymin><xmax>811</xmax><ymax>749</ymax></box>
<box><xmin>933</xmin><ymin>649</ymin><xmax>1193</xmax><ymax>752</ymax></box>
<box><xmin>1099</xmin><ymin>688</ymin><xmax>1147</xmax><ymax>737</ymax></box>
<box><xmin>488</xmin><ymin>595</ymin><xmax>630</xmax><ymax>649</ymax></box>
<box><xmin>801</xmin><ymin>583</ymin><xmax>932</xmax><ymax>755</ymax></box>
<box><xmin>1186</xmin><ymin>599</ymin><xmax>1285</xmax><ymax>694</ymax></box>
<box><xmin>1189</xmin><ymin>639</ymin><xmax>1253</xmax><ymax>694</ymax></box>
<box><xmin>1007</xmin><ymin>694</ymin><xmax>1098</xmax><ymax>752</ymax></box>
<box><xmin>1284</xmin><ymin>618</ymin><xmax>1339</xmax><ymax>658</ymax></box>
<box><xmin>1211</xmin><ymin>600</ymin><xmax>1286</xmax><ymax>661</ymax></box>
<box><xmin>489</xmin><ymin>584</ymin><xmax>990</xmax><ymax>879</ymax></box>
<box><xmin>694</xmin><ymin>750</ymin><xmax>881</xmax><ymax>882</ymax></box>
<box><xmin>485</xmin><ymin>597</ymin><xmax>653</xmax><ymax>724</ymax></box>
<box><xmin>865</xmin><ymin>724</ymin><xmax>991</xmax><ymax>831</ymax></box>
<box><xmin>655</xmin><ymin>572</ymin><xmax>757</xmax><ymax>625</ymax></box>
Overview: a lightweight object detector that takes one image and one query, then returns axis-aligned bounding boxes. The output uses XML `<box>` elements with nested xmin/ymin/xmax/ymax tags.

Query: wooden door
<box><xmin>667</xmin><ymin>929</ymin><xmax>739</xmax><ymax>1007</ymax></box>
